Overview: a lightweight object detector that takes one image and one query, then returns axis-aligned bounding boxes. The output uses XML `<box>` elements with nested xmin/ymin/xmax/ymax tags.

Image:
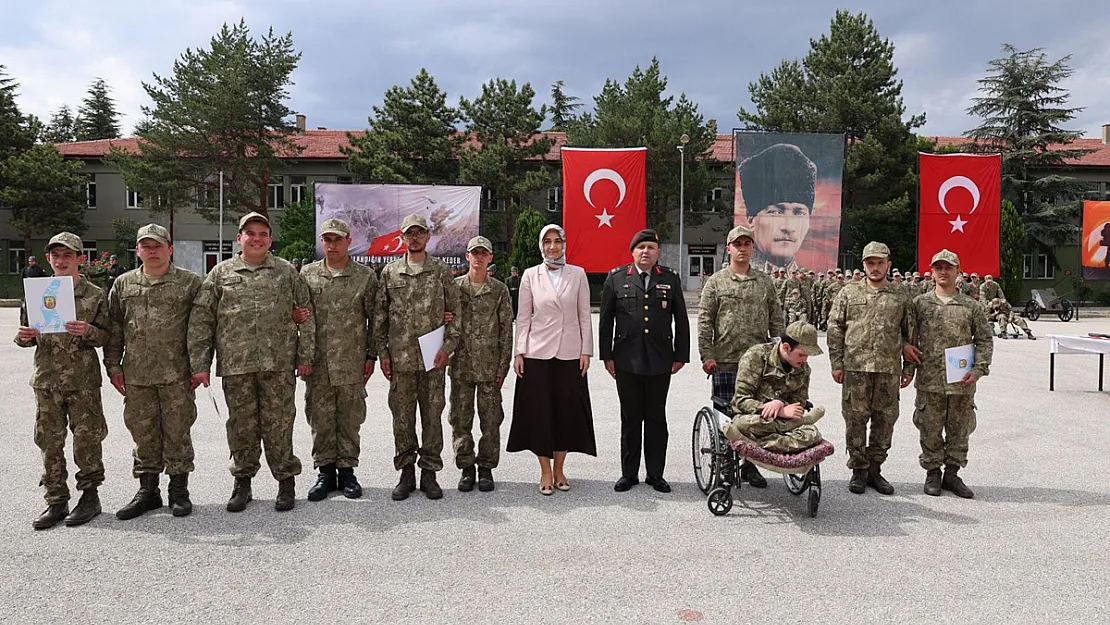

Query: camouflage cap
<box><xmin>510</xmin><ymin>266</ymin><xmax>519</xmax><ymax>272</ymax></box>
<box><xmin>136</xmin><ymin>223</ymin><xmax>170</xmax><ymax>246</ymax></box>
<box><xmin>467</xmin><ymin>235</ymin><xmax>493</xmax><ymax>253</ymax></box>
<box><xmin>985</xmin><ymin>274</ymin><xmax>994</xmax><ymax>280</ymax></box>
<box><xmin>785</xmin><ymin>321</ymin><xmax>823</xmax><ymax>356</ymax></box>
<box><xmin>861</xmin><ymin>241</ymin><xmax>890</xmax><ymax>260</ymax></box>
<box><xmin>45</xmin><ymin>232</ymin><xmax>82</xmax><ymax>253</ymax></box>
<box><xmin>930</xmin><ymin>248</ymin><xmax>960</xmax><ymax>267</ymax></box>
<box><xmin>970</xmin><ymin>272</ymin><xmax>979</xmax><ymax>278</ymax></box>
<box><xmin>320</xmin><ymin>218</ymin><xmax>351</xmax><ymax>237</ymax></box>
<box><xmin>238</xmin><ymin>211</ymin><xmax>270</xmax><ymax>231</ymax></box>
<box><xmin>400</xmin><ymin>213</ymin><xmax>429</xmax><ymax>233</ymax></box>
<box><xmin>726</xmin><ymin>225</ymin><xmax>754</xmax><ymax>244</ymax></box>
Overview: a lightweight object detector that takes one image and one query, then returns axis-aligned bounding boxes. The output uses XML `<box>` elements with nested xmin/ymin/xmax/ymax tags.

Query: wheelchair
<box><xmin>691</xmin><ymin>372</ymin><xmax>835</xmax><ymax>518</ymax></box>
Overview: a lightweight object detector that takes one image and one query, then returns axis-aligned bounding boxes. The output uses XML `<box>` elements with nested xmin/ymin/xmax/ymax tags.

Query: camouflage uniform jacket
<box><xmin>698</xmin><ymin>266</ymin><xmax>783</xmax><ymax>365</ymax></box>
<box><xmin>302</xmin><ymin>259</ymin><xmax>378</xmax><ymax>386</ymax></box>
<box><xmin>374</xmin><ymin>255</ymin><xmax>460</xmax><ymax>372</ymax></box>
<box><xmin>920</xmin><ymin>280</ymin><xmax>935</xmax><ymax>295</ymax></box>
<box><xmin>827</xmin><ymin>281</ymin><xmax>912</xmax><ymax>374</ymax></box>
<box><xmin>903</xmin><ymin>291</ymin><xmax>994</xmax><ymax>395</ymax></box>
<box><xmin>730</xmin><ymin>342</ymin><xmax>811</xmax><ymax>416</ymax></box>
<box><xmin>16</xmin><ymin>278</ymin><xmax>109</xmax><ymax>390</ymax></box>
<box><xmin>188</xmin><ymin>253</ymin><xmax>315</xmax><ymax>376</ymax></box>
<box><xmin>104</xmin><ymin>265</ymin><xmax>203</xmax><ymax>386</ymax></box>
<box><xmin>449</xmin><ymin>276</ymin><xmax>513</xmax><ymax>383</ymax></box>
<box><xmin>824</xmin><ymin>282</ymin><xmax>844</xmax><ymax>306</ymax></box>
<box><xmin>979</xmin><ymin>280</ymin><xmax>1003</xmax><ymax>302</ymax></box>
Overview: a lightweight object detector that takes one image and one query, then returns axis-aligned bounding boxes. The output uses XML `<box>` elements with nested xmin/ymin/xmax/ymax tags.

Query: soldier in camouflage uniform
<box><xmin>827</xmin><ymin>242</ymin><xmax>914</xmax><ymax>495</ymax></box>
<box><xmin>16</xmin><ymin>233</ymin><xmax>110</xmax><ymax>529</ymax></box>
<box><xmin>979</xmin><ymin>274</ymin><xmax>1003</xmax><ymax>303</ymax></box>
<box><xmin>786</xmin><ymin>288</ymin><xmax>808</xmax><ymax>324</ymax></box>
<box><xmin>449</xmin><ymin>236</ymin><xmax>513</xmax><ymax>493</ymax></box>
<box><xmin>375</xmin><ymin>213</ymin><xmax>461</xmax><ymax>501</ymax></box>
<box><xmin>301</xmin><ymin>218</ymin><xmax>378</xmax><ymax>502</ymax></box>
<box><xmin>698</xmin><ymin>225</ymin><xmax>783</xmax><ymax>487</ymax></box>
<box><xmin>904</xmin><ymin>249</ymin><xmax>994</xmax><ymax>498</ymax></box>
<box><xmin>986</xmin><ymin>297</ymin><xmax>1035</xmax><ymax>340</ymax></box>
<box><xmin>188</xmin><ymin>212</ymin><xmax>315</xmax><ymax>513</ymax></box>
<box><xmin>823</xmin><ymin>273</ymin><xmax>845</xmax><ymax>327</ymax></box>
<box><xmin>105</xmin><ymin>224</ymin><xmax>203</xmax><ymax>520</ymax></box>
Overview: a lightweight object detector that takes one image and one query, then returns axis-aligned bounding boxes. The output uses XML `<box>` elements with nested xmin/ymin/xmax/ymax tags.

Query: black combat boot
<box><xmin>116</xmin><ymin>473</ymin><xmax>164</xmax><ymax>520</ymax></box>
<box><xmin>739</xmin><ymin>461</ymin><xmax>767</xmax><ymax>488</ymax></box>
<box><xmin>275</xmin><ymin>477</ymin><xmax>296</xmax><ymax>511</ymax></box>
<box><xmin>848</xmin><ymin>469</ymin><xmax>868</xmax><ymax>494</ymax></box>
<box><xmin>867</xmin><ymin>465</ymin><xmax>895</xmax><ymax>495</ymax></box>
<box><xmin>337</xmin><ymin>467</ymin><xmax>362</xmax><ymax>499</ymax></box>
<box><xmin>168</xmin><ymin>474</ymin><xmax>192</xmax><ymax>517</ymax></box>
<box><xmin>64</xmin><ymin>489</ymin><xmax>102</xmax><ymax>526</ymax></box>
<box><xmin>420</xmin><ymin>469</ymin><xmax>443</xmax><ymax>500</ymax></box>
<box><xmin>458</xmin><ymin>466</ymin><xmax>476</xmax><ymax>492</ymax></box>
<box><xmin>1026</xmin><ymin>331</ymin><xmax>1037</xmax><ymax>340</ymax></box>
<box><xmin>942</xmin><ymin>466</ymin><xmax>974</xmax><ymax>499</ymax></box>
<box><xmin>924</xmin><ymin>469</ymin><xmax>943</xmax><ymax>496</ymax></box>
<box><xmin>32</xmin><ymin>503</ymin><xmax>69</xmax><ymax>530</ymax></box>
<box><xmin>307</xmin><ymin>464</ymin><xmax>338</xmax><ymax>502</ymax></box>
<box><xmin>226</xmin><ymin>477</ymin><xmax>252</xmax><ymax>512</ymax></box>
<box><xmin>391</xmin><ymin>466</ymin><xmax>416</xmax><ymax>501</ymax></box>
<box><xmin>477</xmin><ymin>467</ymin><xmax>495</xmax><ymax>492</ymax></box>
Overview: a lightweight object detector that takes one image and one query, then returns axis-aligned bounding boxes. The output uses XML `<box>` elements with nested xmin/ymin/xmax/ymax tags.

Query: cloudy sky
<box><xmin>3</xmin><ymin>0</ymin><xmax>1108</xmax><ymax>140</ymax></box>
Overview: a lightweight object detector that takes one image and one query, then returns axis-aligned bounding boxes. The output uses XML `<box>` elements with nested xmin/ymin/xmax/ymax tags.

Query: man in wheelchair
<box><xmin>721</xmin><ymin>321</ymin><xmax>826</xmax><ymax>452</ymax></box>
<box><xmin>985</xmin><ymin>297</ymin><xmax>1035</xmax><ymax>340</ymax></box>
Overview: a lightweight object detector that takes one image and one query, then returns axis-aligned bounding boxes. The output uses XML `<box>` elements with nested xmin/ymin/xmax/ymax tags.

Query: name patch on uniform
<box><xmin>655</xmin><ymin>284</ymin><xmax>670</xmax><ymax>290</ymax></box>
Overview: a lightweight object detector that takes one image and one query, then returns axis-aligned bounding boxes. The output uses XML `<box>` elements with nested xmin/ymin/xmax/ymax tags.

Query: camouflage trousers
<box><xmin>34</xmin><ymin>387</ymin><xmax>107</xmax><ymax>505</ymax></box>
<box><xmin>305</xmin><ymin>381</ymin><xmax>367</xmax><ymax>469</ymax></box>
<box><xmin>723</xmin><ymin>414</ymin><xmax>823</xmax><ymax>453</ymax></box>
<box><xmin>448</xmin><ymin>378</ymin><xmax>504</xmax><ymax>470</ymax></box>
<box><xmin>842</xmin><ymin>371</ymin><xmax>901</xmax><ymax>470</ymax></box>
<box><xmin>993</xmin><ymin>313</ymin><xmax>1030</xmax><ymax>334</ymax></box>
<box><xmin>388</xmin><ymin>369</ymin><xmax>446</xmax><ymax>472</ymax></box>
<box><xmin>221</xmin><ymin>372</ymin><xmax>302</xmax><ymax>481</ymax></box>
<box><xmin>123</xmin><ymin>382</ymin><xmax>197</xmax><ymax>478</ymax></box>
<box><xmin>912</xmin><ymin>391</ymin><xmax>977</xmax><ymax>470</ymax></box>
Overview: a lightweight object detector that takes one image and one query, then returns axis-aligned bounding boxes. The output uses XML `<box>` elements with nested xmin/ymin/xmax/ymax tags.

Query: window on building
<box><xmin>1023</xmin><ymin>254</ymin><xmax>1032</xmax><ymax>279</ymax></box>
<box><xmin>204</xmin><ymin>241</ymin><xmax>234</xmax><ymax>273</ymax></box>
<box><xmin>82</xmin><ymin>242</ymin><xmax>98</xmax><ymax>264</ymax></box>
<box><xmin>85</xmin><ymin>175</ymin><xmax>97</xmax><ymax>209</ymax></box>
<box><xmin>1037</xmin><ymin>253</ymin><xmax>1054</xmax><ymax>279</ymax></box>
<box><xmin>8</xmin><ymin>245</ymin><xmax>25</xmax><ymax>274</ymax></box>
<box><xmin>290</xmin><ymin>176</ymin><xmax>308</xmax><ymax>205</ymax></box>
<box><xmin>126</xmin><ymin>187</ymin><xmax>142</xmax><ymax>209</ymax></box>
<box><xmin>694</xmin><ymin>187</ymin><xmax>725</xmax><ymax>212</ymax></box>
<box><xmin>267</xmin><ymin>175</ymin><xmax>285</xmax><ymax>209</ymax></box>
<box><xmin>547</xmin><ymin>186</ymin><xmax>562</xmax><ymax>212</ymax></box>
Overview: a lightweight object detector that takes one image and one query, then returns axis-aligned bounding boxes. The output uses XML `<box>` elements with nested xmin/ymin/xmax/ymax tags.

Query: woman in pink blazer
<box><xmin>506</xmin><ymin>224</ymin><xmax>596</xmax><ymax>495</ymax></box>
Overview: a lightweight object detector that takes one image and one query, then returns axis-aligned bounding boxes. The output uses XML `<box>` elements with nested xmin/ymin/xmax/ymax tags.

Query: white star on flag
<box><xmin>595</xmin><ymin>208</ymin><xmax>614</xmax><ymax>228</ymax></box>
<box><xmin>949</xmin><ymin>214</ymin><xmax>967</xmax><ymax>233</ymax></box>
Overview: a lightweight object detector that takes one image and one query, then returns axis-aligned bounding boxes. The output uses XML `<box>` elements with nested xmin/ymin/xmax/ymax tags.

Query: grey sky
<box><xmin>2</xmin><ymin>0</ymin><xmax>1108</xmax><ymax>139</ymax></box>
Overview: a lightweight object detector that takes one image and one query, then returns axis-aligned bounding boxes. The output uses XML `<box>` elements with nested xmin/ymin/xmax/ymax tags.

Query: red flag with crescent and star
<box><xmin>917</xmin><ymin>153</ymin><xmax>1001</xmax><ymax>276</ymax></box>
<box><xmin>562</xmin><ymin>147</ymin><xmax>647</xmax><ymax>272</ymax></box>
<box><xmin>367</xmin><ymin>229</ymin><xmax>407</xmax><ymax>256</ymax></box>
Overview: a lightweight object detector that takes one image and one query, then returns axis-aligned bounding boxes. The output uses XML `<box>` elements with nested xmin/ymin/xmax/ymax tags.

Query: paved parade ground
<box><xmin>0</xmin><ymin>306</ymin><xmax>1107</xmax><ymax>624</ymax></box>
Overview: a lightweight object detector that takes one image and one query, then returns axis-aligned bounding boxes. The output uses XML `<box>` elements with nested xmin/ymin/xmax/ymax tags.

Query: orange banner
<box><xmin>1082</xmin><ymin>200</ymin><xmax>1110</xmax><ymax>280</ymax></box>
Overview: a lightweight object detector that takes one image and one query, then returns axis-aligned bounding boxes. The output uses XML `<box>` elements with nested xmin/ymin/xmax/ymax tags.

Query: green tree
<box><xmin>0</xmin><ymin>66</ymin><xmax>36</xmax><ymax>160</ymax></box>
<box><xmin>966</xmin><ymin>44</ymin><xmax>1092</xmax><ymax>248</ymax></box>
<box><xmin>276</xmin><ymin>196</ymin><xmax>316</xmax><ymax>261</ymax></box>
<box><xmin>1</xmin><ymin>144</ymin><xmax>87</xmax><ymax>251</ymax></box>
<box><xmin>111</xmin><ymin>217</ymin><xmax>140</xmax><ymax>259</ymax></box>
<box><xmin>108</xmin><ymin>20</ymin><xmax>303</xmax><ymax>223</ymax></box>
<box><xmin>568</xmin><ymin>58</ymin><xmax>722</xmax><ymax>239</ymax></box>
<box><xmin>548</xmin><ymin>80</ymin><xmax>581</xmax><ymax>131</ymax></box>
<box><xmin>999</xmin><ymin>199</ymin><xmax>1026</xmax><ymax>302</ymax></box>
<box><xmin>75</xmin><ymin>78</ymin><xmax>121</xmax><ymax>141</ymax></box>
<box><xmin>738</xmin><ymin>10</ymin><xmax>924</xmax><ymax>266</ymax></box>
<box><xmin>508</xmin><ymin>206</ymin><xmax>547</xmax><ymax>271</ymax></box>
<box><xmin>42</xmin><ymin>105</ymin><xmax>78</xmax><ymax>143</ymax></box>
<box><xmin>344</xmin><ymin>69</ymin><xmax>461</xmax><ymax>184</ymax></box>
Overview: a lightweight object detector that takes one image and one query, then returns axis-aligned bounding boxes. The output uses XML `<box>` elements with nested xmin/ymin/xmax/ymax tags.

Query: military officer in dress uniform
<box><xmin>599</xmin><ymin>229</ymin><xmax>690</xmax><ymax>493</ymax></box>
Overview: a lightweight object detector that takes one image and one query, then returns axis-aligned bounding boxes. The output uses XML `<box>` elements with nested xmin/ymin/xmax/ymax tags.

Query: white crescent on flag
<box><xmin>583</xmin><ymin>169</ymin><xmax>627</xmax><ymax>208</ymax></box>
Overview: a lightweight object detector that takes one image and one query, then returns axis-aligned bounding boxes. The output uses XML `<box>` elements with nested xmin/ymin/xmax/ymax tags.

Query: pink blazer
<box><xmin>515</xmin><ymin>263</ymin><xmax>593</xmax><ymax>360</ymax></box>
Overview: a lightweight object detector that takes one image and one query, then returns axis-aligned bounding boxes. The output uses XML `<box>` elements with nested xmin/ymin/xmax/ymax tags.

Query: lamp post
<box><xmin>677</xmin><ymin>133</ymin><xmax>689</xmax><ymax>288</ymax></box>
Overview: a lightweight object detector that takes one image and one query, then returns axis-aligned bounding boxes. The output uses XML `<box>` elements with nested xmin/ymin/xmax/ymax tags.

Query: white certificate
<box><xmin>417</xmin><ymin>325</ymin><xmax>446</xmax><ymax>372</ymax></box>
<box><xmin>944</xmin><ymin>343</ymin><xmax>975</xmax><ymax>384</ymax></box>
<box><xmin>23</xmin><ymin>276</ymin><xmax>77</xmax><ymax>333</ymax></box>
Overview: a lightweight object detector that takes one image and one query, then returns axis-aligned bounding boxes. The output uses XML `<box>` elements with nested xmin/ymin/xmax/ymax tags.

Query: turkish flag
<box><xmin>918</xmin><ymin>153</ymin><xmax>1001</xmax><ymax>276</ymax></box>
<box><xmin>562</xmin><ymin>147</ymin><xmax>647</xmax><ymax>272</ymax></box>
<box><xmin>367</xmin><ymin>229</ymin><xmax>407</xmax><ymax>256</ymax></box>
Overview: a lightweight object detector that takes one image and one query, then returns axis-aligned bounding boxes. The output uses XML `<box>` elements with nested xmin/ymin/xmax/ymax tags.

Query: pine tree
<box><xmin>508</xmin><ymin>206</ymin><xmax>548</xmax><ymax>271</ymax></box>
<box><xmin>75</xmin><ymin>78</ymin><xmax>121</xmax><ymax>140</ymax></box>
<box><xmin>0</xmin><ymin>66</ymin><xmax>35</xmax><ymax>160</ymax></box>
<box><xmin>42</xmin><ymin>105</ymin><xmax>78</xmax><ymax>143</ymax></box>
<box><xmin>548</xmin><ymin>80</ymin><xmax>581</xmax><ymax>132</ymax></box>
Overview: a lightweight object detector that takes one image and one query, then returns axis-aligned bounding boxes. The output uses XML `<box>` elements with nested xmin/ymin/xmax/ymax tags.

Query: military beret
<box><xmin>629</xmin><ymin>229</ymin><xmax>660</xmax><ymax>251</ymax></box>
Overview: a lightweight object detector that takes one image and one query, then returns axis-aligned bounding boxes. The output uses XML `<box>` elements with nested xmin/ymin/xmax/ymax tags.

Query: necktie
<box><xmin>642</xmin><ymin>272</ymin><xmax>649</xmax><ymax>291</ymax></box>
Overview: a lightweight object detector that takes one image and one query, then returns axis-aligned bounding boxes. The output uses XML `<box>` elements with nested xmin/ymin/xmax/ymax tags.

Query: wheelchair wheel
<box><xmin>1025</xmin><ymin>302</ymin><xmax>1040</xmax><ymax>321</ymax></box>
<box><xmin>784</xmin><ymin>473</ymin><xmax>807</xmax><ymax>495</ymax></box>
<box><xmin>692</xmin><ymin>408</ymin><xmax>720</xmax><ymax>494</ymax></box>
<box><xmin>807</xmin><ymin>465</ymin><xmax>822</xmax><ymax>518</ymax></box>
<box><xmin>1059</xmin><ymin>299</ymin><xmax>1074</xmax><ymax>322</ymax></box>
<box><xmin>707</xmin><ymin>487</ymin><xmax>733</xmax><ymax>516</ymax></box>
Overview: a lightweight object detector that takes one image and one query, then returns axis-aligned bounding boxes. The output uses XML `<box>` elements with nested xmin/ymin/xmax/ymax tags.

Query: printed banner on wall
<box><xmin>314</xmin><ymin>183</ymin><xmax>481</xmax><ymax>265</ymax></box>
<box><xmin>1082</xmin><ymin>200</ymin><xmax>1110</xmax><ymax>280</ymax></box>
<box><xmin>733</xmin><ymin>131</ymin><xmax>845</xmax><ymax>274</ymax></box>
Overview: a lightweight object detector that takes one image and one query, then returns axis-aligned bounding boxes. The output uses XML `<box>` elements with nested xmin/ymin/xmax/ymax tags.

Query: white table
<box><xmin>1047</xmin><ymin>334</ymin><xmax>1110</xmax><ymax>391</ymax></box>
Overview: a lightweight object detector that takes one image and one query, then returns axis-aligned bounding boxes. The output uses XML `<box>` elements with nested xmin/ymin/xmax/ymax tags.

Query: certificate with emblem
<box><xmin>23</xmin><ymin>276</ymin><xmax>76</xmax><ymax>333</ymax></box>
<box><xmin>944</xmin><ymin>343</ymin><xmax>975</xmax><ymax>384</ymax></box>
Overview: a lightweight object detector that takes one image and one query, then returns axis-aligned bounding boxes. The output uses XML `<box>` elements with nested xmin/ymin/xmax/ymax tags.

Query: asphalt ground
<box><xmin>0</xmin><ymin>307</ymin><xmax>1107</xmax><ymax>624</ymax></box>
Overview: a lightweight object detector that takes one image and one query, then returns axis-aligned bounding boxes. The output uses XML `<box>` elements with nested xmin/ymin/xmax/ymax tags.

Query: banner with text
<box><xmin>1082</xmin><ymin>200</ymin><xmax>1110</xmax><ymax>280</ymax></box>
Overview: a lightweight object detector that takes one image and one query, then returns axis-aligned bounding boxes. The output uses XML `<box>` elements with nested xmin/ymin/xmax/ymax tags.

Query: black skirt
<box><xmin>506</xmin><ymin>358</ymin><xmax>597</xmax><ymax>457</ymax></box>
